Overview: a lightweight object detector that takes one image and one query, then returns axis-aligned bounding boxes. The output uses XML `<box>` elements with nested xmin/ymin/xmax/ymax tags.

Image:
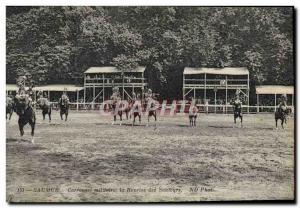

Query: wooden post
<box><xmin>84</xmin><ymin>74</ymin><xmax>86</xmax><ymax>105</ymax></box>
<box><xmin>193</xmin><ymin>88</ymin><xmax>196</xmax><ymax>99</ymax></box>
<box><xmin>133</xmin><ymin>84</ymin><xmax>135</xmax><ymax>97</ymax></box>
<box><xmin>247</xmin><ymin>74</ymin><xmax>250</xmax><ymax>113</ymax></box>
<box><xmin>93</xmin><ymin>85</ymin><xmax>95</xmax><ymax>110</ymax></box>
<box><xmin>76</xmin><ymin>90</ymin><xmax>79</xmax><ymax>111</ymax></box>
<box><xmin>122</xmin><ymin>71</ymin><xmax>125</xmax><ymax>100</ymax></box>
<box><xmin>183</xmin><ymin>74</ymin><xmax>185</xmax><ymax>100</ymax></box>
<box><xmin>48</xmin><ymin>91</ymin><xmax>50</xmax><ymax>101</ymax></box>
<box><xmin>225</xmin><ymin>75</ymin><xmax>228</xmax><ymax>114</ymax></box>
<box><xmin>102</xmin><ymin>74</ymin><xmax>105</xmax><ymax>103</ymax></box>
<box><xmin>204</xmin><ymin>73</ymin><xmax>206</xmax><ymax>103</ymax></box>
<box><xmin>274</xmin><ymin>93</ymin><xmax>277</xmax><ymax>112</ymax></box>
<box><xmin>214</xmin><ymin>89</ymin><xmax>217</xmax><ymax>114</ymax></box>
<box><xmin>257</xmin><ymin>94</ymin><xmax>259</xmax><ymax>113</ymax></box>
<box><xmin>142</xmin><ymin>72</ymin><xmax>144</xmax><ymax>100</ymax></box>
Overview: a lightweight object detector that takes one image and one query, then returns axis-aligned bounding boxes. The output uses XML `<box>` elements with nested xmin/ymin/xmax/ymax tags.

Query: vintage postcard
<box><xmin>6</xmin><ymin>6</ymin><xmax>295</xmax><ymax>203</ymax></box>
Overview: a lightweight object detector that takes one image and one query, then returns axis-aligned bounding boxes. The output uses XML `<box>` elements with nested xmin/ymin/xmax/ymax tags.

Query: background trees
<box><xmin>6</xmin><ymin>6</ymin><xmax>294</xmax><ymax>101</ymax></box>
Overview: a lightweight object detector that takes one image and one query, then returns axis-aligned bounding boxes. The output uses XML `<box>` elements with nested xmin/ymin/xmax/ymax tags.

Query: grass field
<box><xmin>6</xmin><ymin>110</ymin><xmax>294</xmax><ymax>202</ymax></box>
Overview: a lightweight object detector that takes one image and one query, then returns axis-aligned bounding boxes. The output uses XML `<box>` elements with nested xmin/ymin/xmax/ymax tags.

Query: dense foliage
<box><xmin>6</xmin><ymin>6</ymin><xmax>294</xmax><ymax>100</ymax></box>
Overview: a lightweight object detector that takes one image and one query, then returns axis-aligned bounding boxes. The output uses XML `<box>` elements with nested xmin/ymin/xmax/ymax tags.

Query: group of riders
<box><xmin>230</xmin><ymin>91</ymin><xmax>291</xmax><ymax>129</ymax></box>
<box><xmin>6</xmin><ymin>76</ymin><xmax>70</xmax><ymax>143</ymax></box>
<box><xmin>110</xmin><ymin>86</ymin><xmax>158</xmax><ymax>126</ymax></box>
<box><xmin>6</xmin><ymin>75</ymin><xmax>292</xmax><ymax>143</ymax></box>
<box><xmin>6</xmin><ymin>83</ymin><xmax>70</xmax><ymax>121</ymax></box>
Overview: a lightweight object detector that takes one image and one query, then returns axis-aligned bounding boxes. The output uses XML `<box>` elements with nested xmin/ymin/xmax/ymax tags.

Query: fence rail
<box><xmin>45</xmin><ymin>101</ymin><xmax>294</xmax><ymax>114</ymax></box>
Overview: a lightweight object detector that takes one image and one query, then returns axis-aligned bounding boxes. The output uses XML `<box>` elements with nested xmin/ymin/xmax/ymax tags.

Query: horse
<box><xmin>111</xmin><ymin>100</ymin><xmax>124</xmax><ymax>125</ymax></box>
<box><xmin>6</xmin><ymin>96</ymin><xmax>14</xmax><ymax>121</ymax></box>
<box><xmin>189</xmin><ymin>105</ymin><xmax>198</xmax><ymax>127</ymax></box>
<box><xmin>124</xmin><ymin>100</ymin><xmax>133</xmax><ymax>120</ymax></box>
<box><xmin>231</xmin><ymin>100</ymin><xmax>243</xmax><ymax>126</ymax></box>
<box><xmin>37</xmin><ymin>97</ymin><xmax>51</xmax><ymax>122</ymax></box>
<box><xmin>145</xmin><ymin>97</ymin><xmax>158</xmax><ymax>127</ymax></box>
<box><xmin>59</xmin><ymin>96</ymin><xmax>69</xmax><ymax>121</ymax></box>
<box><xmin>275</xmin><ymin>107</ymin><xmax>291</xmax><ymax>129</ymax></box>
<box><xmin>14</xmin><ymin>95</ymin><xmax>36</xmax><ymax>143</ymax></box>
<box><xmin>131</xmin><ymin>100</ymin><xmax>142</xmax><ymax>126</ymax></box>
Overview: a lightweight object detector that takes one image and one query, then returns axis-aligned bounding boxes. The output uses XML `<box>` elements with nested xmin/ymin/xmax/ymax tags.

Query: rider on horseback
<box><xmin>278</xmin><ymin>94</ymin><xmax>287</xmax><ymax>112</ymax></box>
<box><xmin>232</xmin><ymin>91</ymin><xmax>242</xmax><ymax>113</ymax></box>
<box><xmin>15</xmin><ymin>77</ymin><xmax>32</xmax><ymax>114</ymax></box>
<box><xmin>145</xmin><ymin>88</ymin><xmax>153</xmax><ymax>99</ymax></box>
<box><xmin>61</xmin><ymin>88</ymin><xmax>70</xmax><ymax>102</ymax></box>
<box><xmin>231</xmin><ymin>90</ymin><xmax>243</xmax><ymax>125</ymax></box>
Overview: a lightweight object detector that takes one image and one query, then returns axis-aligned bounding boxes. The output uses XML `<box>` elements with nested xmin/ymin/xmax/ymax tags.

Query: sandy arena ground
<box><xmin>6</xmin><ymin>110</ymin><xmax>294</xmax><ymax>202</ymax></box>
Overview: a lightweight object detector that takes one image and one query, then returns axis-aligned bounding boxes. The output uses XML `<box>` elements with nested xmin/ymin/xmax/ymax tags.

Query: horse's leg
<box><xmin>132</xmin><ymin>115</ymin><xmax>135</xmax><ymax>126</ymax></box>
<box><xmin>43</xmin><ymin>112</ymin><xmax>45</xmax><ymax>121</ymax></box>
<box><xmin>112</xmin><ymin>114</ymin><xmax>116</xmax><ymax>125</ymax></box>
<box><xmin>60</xmin><ymin>112</ymin><xmax>63</xmax><ymax>120</ymax></box>
<box><xmin>275</xmin><ymin>118</ymin><xmax>278</xmax><ymax>129</ymax></box>
<box><xmin>18</xmin><ymin>119</ymin><xmax>25</xmax><ymax>142</ymax></box>
<box><xmin>139</xmin><ymin>115</ymin><xmax>141</xmax><ymax>125</ymax></box>
<box><xmin>285</xmin><ymin>116</ymin><xmax>287</xmax><ymax>124</ymax></box>
<box><xmin>194</xmin><ymin>116</ymin><xmax>197</xmax><ymax>127</ymax></box>
<box><xmin>65</xmin><ymin>112</ymin><xmax>68</xmax><ymax>121</ymax></box>
<box><xmin>119</xmin><ymin>113</ymin><xmax>122</xmax><ymax>126</ymax></box>
<box><xmin>147</xmin><ymin>115</ymin><xmax>150</xmax><ymax>127</ymax></box>
<box><xmin>49</xmin><ymin>108</ymin><xmax>51</xmax><ymax>122</ymax></box>
<box><xmin>281</xmin><ymin>119</ymin><xmax>284</xmax><ymax>129</ymax></box>
<box><xmin>234</xmin><ymin>114</ymin><xmax>236</xmax><ymax>124</ymax></box>
<box><xmin>29</xmin><ymin>118</ymin><xmax>35</xmax><ymax>144</ymax></box>
<box><xmin>240</xmin><ymin>114</ymin><xmax>243</xmax><ymax>127</ymax></box>
<box><xmin>9</xmin><ymin>112</ymin><xmax>12</xmax><ymax>120</ymax></box>
<box><xmin>154</xmin><ymin>114</ymin><xmax>157</xmax><ymax>128</ymax></box>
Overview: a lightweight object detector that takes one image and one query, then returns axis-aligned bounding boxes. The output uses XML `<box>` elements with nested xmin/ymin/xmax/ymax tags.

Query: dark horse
<box><xmin>111</xmin><ymin>100</ymin><xmax>124</xmax><ymax>125</ymax></box>
<box><xmin>275</xmin><ymin>107</ymin><xmax>291</xmax><ymax>129</ymax></box>
<box><xmin>14</xmin><ymin>95</ymin><xmax>36</xmax><ymax>143</ymax></box>
<box><xmin>231</xmin><ymin>100</ymin><xmax>243</xmax><ymax>126</ymax></box>
<box><xmin>189</xmin><ymin>105</ymin><xmax>198</xmax><ymax>127</ymax></box>
<box><xmin>131</xmin><ymin>100</ymin><xmax>142</xmax><ymax>126</ymax></box>
<box><xmin>145</xmin><ymin>97</ymin><xmax>157</xmax><ymax>127</ymax></box>
<box><xmin>59</xmin><ymin>96</ymin><xmax>69</xmax><ymax>121</ymax></box>
<box><xmin>6</xmin><ymin>96</ymin><xmax>14</xmax><ymax>121</ymax></box>
<box><xmin>37</xmin><ymin>97</ymin><xmax>51</xmax><ymax>122</ymax></box>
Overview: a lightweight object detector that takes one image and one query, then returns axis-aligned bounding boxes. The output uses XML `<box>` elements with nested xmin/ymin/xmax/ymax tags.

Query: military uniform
<box><xmin>278</xmin><ymin>94</ymin><xmax>287</xmax><ymax>112</ymax></box>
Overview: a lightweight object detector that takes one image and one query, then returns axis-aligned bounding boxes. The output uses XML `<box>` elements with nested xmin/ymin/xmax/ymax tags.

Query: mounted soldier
<box><xmin>37</xmin><ymin>90</ymin><xmax>52</xmax><ymax>122</ymax></box>
<box><xmin>144</xmin><ymin>88</ymin><xmax>158</xmax><ymax>127</ymax></box>
<box><xmin>275</xmin><ymin>94</ymin><xmax>291</xmax><ymax>129</ymax></box>
<box><xmin>110</xmin><ymin>87</ymin><xmax>123</xmax><ymax>125</ymax></box>
<box><xmin>14</xmin><ymin>75</ymin><xmax>36</xmax><ymax>143</ymax></box>
<box><xmin>59</xmin><ymin>88</ymin><xmax>70</xmax><ymax>121</ymax></box>
<box><xmin>231</xmin><ymin>90</ymin><xmax>243</xmax><ymax>126</ymax></box>
<box><xmin>278</xmin><ymin>94</ymin><xmax>287</xmax><ymax>112</ymax></box>
<box><xmin>6</xmin><ymin>92</ymin><xmax>14</xmax><ymax>121</ymax></box>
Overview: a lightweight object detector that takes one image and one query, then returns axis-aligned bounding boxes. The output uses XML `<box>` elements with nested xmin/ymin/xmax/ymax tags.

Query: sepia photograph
<box><xmin>5</xmin><ymin>6</ymin><xmax>295</xmax><ymax>203</ymax></box>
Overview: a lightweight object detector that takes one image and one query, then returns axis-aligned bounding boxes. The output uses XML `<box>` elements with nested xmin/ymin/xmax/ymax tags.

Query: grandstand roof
<box><xmin>6</xmin><ymin>84</ymin><xmax>18</xmax><ymax>91</ymax></box>
<box><xmin>6</xmin><ymin>84</ymin><xmax>83</xmax><ymax>92</ymax></box>
<box><xmin>256</xmin><ymin>85</ymin><xmax>294</xmax><ymax>95</ymax></box>
<box><xmin>84</xmin><ymin>66</ymin><xmax>146</xmax><ymax>74</ymax></box>
<box><xmin>34</xmin><ymin>84</ymin><xmax>83</xmax><ymax>92</ymax></box>
<box><xmin>183</xmin><ymin>67</ymin><xmax>249</xmax><ymax>75</ymax></box>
